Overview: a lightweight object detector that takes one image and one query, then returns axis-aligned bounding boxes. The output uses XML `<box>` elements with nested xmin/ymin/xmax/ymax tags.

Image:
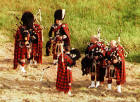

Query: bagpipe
<box><xmin>104</xmin><ymin>29</ymin><xmax>127</xmax><ymax>79</ymax></box>
<box><xmin>67</xmin><ymin>48</ymin><xmax>81</xmax><ymax>66</ymax></box>
<box><xmin>20</xmin><ymin>27</ymin><xmax>38</xmax><ymax>47</ymax></box>
<box><xmin>105</xmin><ymin>47</ymin><xmax>123</xmax><ymax>79</ymax></box>
<box><xmin>13</xmin><ymin>9</ymin><xmax>41</xmax><ymax>48</ymax></box>
<box><xmin>81</xmin><ymin>28</ymin><xmax>106</xmax><ymax>76</ymax></box>
<box><xmin>59</xmin><ymin>45</ymin><xmax>81</xmax><ymax>67</ymax></box>
<box><xmin>81</xmin><ymin>42</ymin><xmax>105</xmax><ymax>76</ymax></box>
<box><xmin>81</xmin><ymin>55</ymin><xmax>93</xmax><ymax>75</ymax></box>
<box><xmin>14</xmin><ymin>9</ymin><xmax>43</xmax><ymax>65</ymax></box>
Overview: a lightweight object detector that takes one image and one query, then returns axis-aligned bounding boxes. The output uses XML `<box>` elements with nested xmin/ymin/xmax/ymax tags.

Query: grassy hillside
<box><xmin>0</xmin><ymin>0</ymin><xmax>139</xmax><ymax>61</ymax></box>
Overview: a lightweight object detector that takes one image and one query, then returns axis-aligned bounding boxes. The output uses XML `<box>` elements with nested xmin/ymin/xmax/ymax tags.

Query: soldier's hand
<box><xmin>49</xmin><ymin>37</ymin><xmax>52</xmax><ymax>40</ymax></box>
<box><xmin>62</xmin><ymin>35</ymin><xmax>67</xmax><ymax>39</ymax></box>
<box><xmin>113</xmin><ymin>59</ymin><xmax>118</xmax><ymax>64</ymax></box>
<box><xmin>69</xmin><ymin>83</ymin><xmax>71</xmax><ymax>86</ymax></box>
<box><xmin>58</xmin><ymin>36</ymin><xmax>62</xmax><ymax>40</ymax></box>
<box><xmin>31</xmin><ymin>36</ymin><xmax>36</xmax><ymax>40</ymax></box>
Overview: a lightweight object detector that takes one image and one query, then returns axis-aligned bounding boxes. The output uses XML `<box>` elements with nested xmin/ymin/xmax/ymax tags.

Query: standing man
<box><xmin>81</xmin><ymin>36</ymin><xmax>106</xmax><ymax>88</ymax></box>
<box><xmin>30</xmin><ymin>22</ymin><xmax>42</xmax><ymax>65</ymax></box>
<box><xmin>106</xmin><ymin>40</ymin><xmax>126</xmax><ymax>93</ymax></box>
<box><xmin>14</xmin><ymin>11</ymin><xmax>42</xmax><ymax>72</ymax></box>
<box><xmin>48</xmin><ymin>9</ymin><xmax>70</xmax><ymax>64</ymax></box>
<box><xmin>56</xmin><ymin>47</ymin><xmax>80</xmax><ymax>96</ymax></box>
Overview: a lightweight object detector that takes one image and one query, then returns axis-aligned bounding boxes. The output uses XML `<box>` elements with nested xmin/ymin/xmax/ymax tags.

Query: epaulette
<box><xmin>33</xmin><ymin>24</ymin><xmax>42</xmax><ymax>31</ymax></box>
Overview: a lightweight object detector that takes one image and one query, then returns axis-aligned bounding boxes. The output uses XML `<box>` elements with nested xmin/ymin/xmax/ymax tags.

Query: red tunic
<box><xmin>49</xmin><ymin>23</ymin><xmax>70</xmax><ymax>46</ymax></box>
<box><xmin>88</xmin><ymin>42</ymin><xmax>106</xmax><ymax>56</ymax></box>
<box><xmin>13</xmin><ymin>24</ymin><xmax>42</xmax><ymax>69</ymax></box>
<box><xmin>56</xmin><ymin>53</ymin><xmax>73</xmax><ymax>93</ymax></box>
<box><xmin>106</xmin><ymin>45</ymin><xmax>126</xmax><ymax>84</ymax></box>
<box><xmin>49</xmin><ymin>23</ymin><xmax>70</xmax><ymax>59</ymax></box>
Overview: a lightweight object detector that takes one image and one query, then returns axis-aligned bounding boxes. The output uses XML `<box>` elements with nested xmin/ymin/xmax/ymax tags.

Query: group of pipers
<box><xmin>13</xmin><ymin>9</ymin><xmax>126</xmax><ymax>96</ymax></box>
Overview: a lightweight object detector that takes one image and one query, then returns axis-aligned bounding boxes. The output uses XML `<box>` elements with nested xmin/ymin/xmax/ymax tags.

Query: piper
<box><xmin>13</xmin><ymin>11</ymin><xmax>42</xmax><ymax>72</ymax></box>
<box><xmin>106</xmin><ymin>40</ymin><xmax>126</xmax><ymax>93</ymax></box>
<box><xmin>56</xmin><ymin>46</ymin><xmax>80</xmax><ymax>96</ymax></box>
<box><xmin>81</xmin><ymin>36</ymin><xmax>106</xmax><ymax>88</ymax></box>
<box><xmin>47</xmin><ymin>9</ymin><xmax>70</xmax><ymax>64</ymax></box>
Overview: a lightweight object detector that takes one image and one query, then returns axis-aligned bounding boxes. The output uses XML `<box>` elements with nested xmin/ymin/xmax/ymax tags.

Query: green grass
<box><xmin>0</xmin><ymin>0</ymin><xmax>139</xmax><ymax>62</ymax></box>
<box><xmin>126</xmin><ymin>51</ymin><xmax>140</xmax><ymax>63</ymax></box>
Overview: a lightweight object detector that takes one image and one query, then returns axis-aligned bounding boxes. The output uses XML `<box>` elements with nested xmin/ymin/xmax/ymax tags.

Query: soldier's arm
<box><xmin>88</xmin><ymin>44</ymin><xmax>98</xmax><ymax>51</ymax></box>
<box><xmin>85</xmin><ymin>45</ymin><xmax>89</xmax><ymax>55</ymax></box>
<box><xmin>62</xmin><ymin>24</ymin><xmax>70</xmax><ymax>39</ymax></box>
<box><xmin>48</xmin><ymin>26</ymin><xmax>54</xmax><ymax>38</ymax></box>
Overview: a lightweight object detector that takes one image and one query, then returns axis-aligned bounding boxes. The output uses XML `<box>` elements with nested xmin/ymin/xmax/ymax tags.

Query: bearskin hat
<box><xmin>21</xmin><ymin>11</ymin><xmax>34</xmax><ymax>29</ymax></box>
<box><xmin>54</xmin><ymin>9</ymin><xmax>65</xmax><ymax>20</ymax></box>
<box><xmin>70</xmin><ymin>48</ymin><xmax>81</xmax><ymax>61</ymax></box>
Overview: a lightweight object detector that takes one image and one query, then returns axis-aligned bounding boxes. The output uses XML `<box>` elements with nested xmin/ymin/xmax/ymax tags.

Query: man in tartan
<box><xmin>48</xmin><ymin>9</ymin><xmax>70</xmax><ymax>64</ymax></box>
<box><xmin>30</xmin><ymin>24</ymin><xmax>42</xmax><ymax>65</ymax></box>
<box><xmin>106</xmin><ymin>40</ymin><xmax>126</xmax><ymax>93</ymax></box>
<box><xmin>56</xmin><ymin>47</ymin><xmax>76</xmax><ymax>96</ymax></box>
<box><xmin>82</xmin><ymin>36</ymin><xmax>106</xmax><ymax>88</ymax></box>
<box><xmin>14</xmin><ymin>11</ymin><xmax>42</xmax><ymax>72</ymax></box>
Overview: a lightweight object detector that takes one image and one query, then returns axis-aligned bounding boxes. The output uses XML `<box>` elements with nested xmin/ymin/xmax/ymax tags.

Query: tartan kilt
<box><xmin>31</xmin><ymin>43</ymin><xmax>38</xmax><ymax>60</ymax></box>
<box><xmin>14</xmin><ymin>45</ymin><xmax>29</xmax><ymax>68</ymax></box>
<box><xmin>106</xmin><ymin>66</ymin><xmax>122</xmax><ymax>82</ymax></box>
<box><xmin>19</xmin><ymin>46</ymin><xmax>28</xmax><ymax>60</ymax></box>
<box><xmin>115</xmin><ymin>67</ymin><xmax>121</xmax><ymax>82</ymax></box>
<box><xmin>56</xmin><ymin>67</ymin><xmax>71</xmax><ymax>93</ymax></box>
<box><xmin>56</xmin><ymin>54</ymin><xmax>72</xmax><ymax>93</ymax></box>
<box><xmin>67</xmin><ymin>69</ymin><xmax>72</xmax><ymax>83</ymax></box>
<box><xmin>106</xmin><ymin>62</ymin><xmax>125</xmax><ymax>84</ymax></box>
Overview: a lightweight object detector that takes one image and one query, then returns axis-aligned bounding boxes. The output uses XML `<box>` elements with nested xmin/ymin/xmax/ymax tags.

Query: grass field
<box><xmin>0</xmin><ymin>0</ymin><xmax>139</xmax><ymax>61</ymax></box>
